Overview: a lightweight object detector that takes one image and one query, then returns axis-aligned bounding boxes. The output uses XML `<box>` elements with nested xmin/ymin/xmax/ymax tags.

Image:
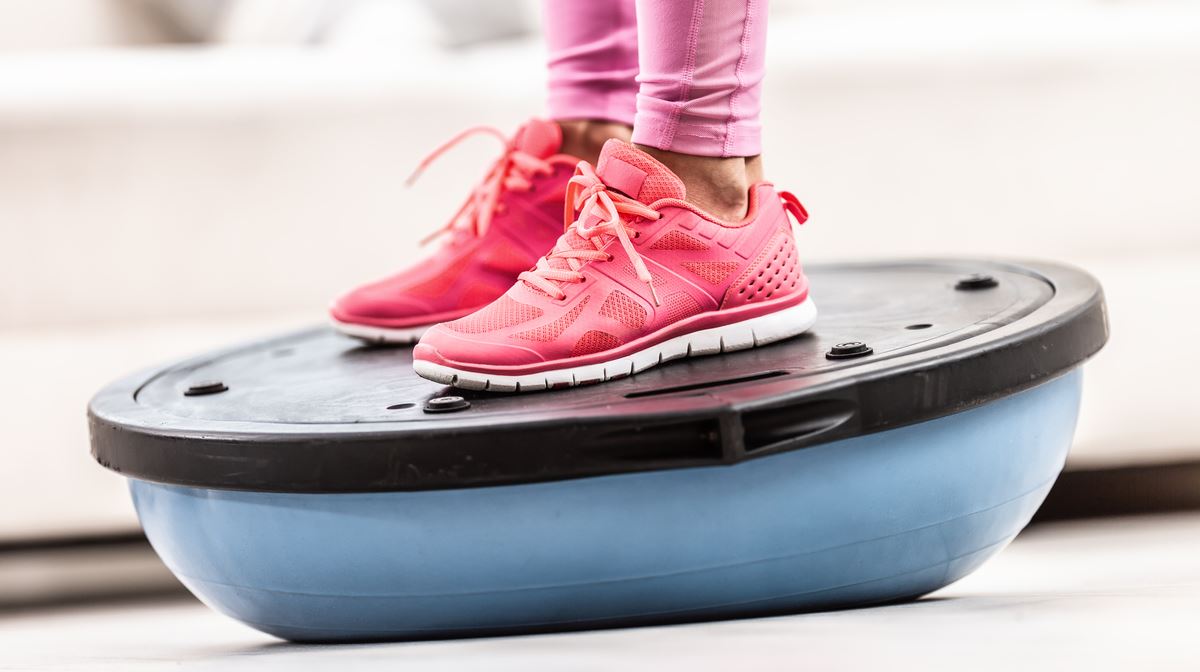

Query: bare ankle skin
<box><xmin>556</xmin><ymin>120</ymin><xmax>633</xmax><ymax>165</ymax></box>
<box><xmin>636</xmin><ymin>145</ymin><xmax>761</xmax><ymax>222</ymax></box>
<box><xmin>745</xmin><ymin>154</ymin><xmax>764</xmax><ymax>185</ymax></box>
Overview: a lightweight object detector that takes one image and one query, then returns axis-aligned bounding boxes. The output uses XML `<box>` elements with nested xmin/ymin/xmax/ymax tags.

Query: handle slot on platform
<box><xmin>739</xmin><ymin>399</ymin><xmax>859</xmax><ymax>457</ymax></box>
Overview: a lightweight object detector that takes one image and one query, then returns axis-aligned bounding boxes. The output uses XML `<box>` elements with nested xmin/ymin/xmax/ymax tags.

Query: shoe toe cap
<box><xmin>331</xmin><ymin>282</ymin><xmax>433</xmax><ymax>325</ymax></box>
<box><xmin>414</xmin><ymin>325</ymin><xmax>546</xmax><ymax>368</ymax></box>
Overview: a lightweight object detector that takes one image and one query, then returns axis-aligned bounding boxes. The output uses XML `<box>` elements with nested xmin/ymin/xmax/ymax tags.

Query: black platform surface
<box><xmin>89</xmin><ymin>260</ymin><xmax>1107</xmax><ymax>493</ymax></box>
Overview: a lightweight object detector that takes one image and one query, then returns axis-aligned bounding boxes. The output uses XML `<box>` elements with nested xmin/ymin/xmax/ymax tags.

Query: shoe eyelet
<box><xmin>606</xmin><ymin>254</ymin><xmax>615</xmax><ymax>262</ymax></box>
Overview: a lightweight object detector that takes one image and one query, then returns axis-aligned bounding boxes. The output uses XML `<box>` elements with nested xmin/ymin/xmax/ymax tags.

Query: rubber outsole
<box><xmin>331</xmin><ymin>319</ymin><xmax>433</xmax><ymax>345</ymax></box>
<box><xmin>413</xmin><ymin>298</ymin><xmax>818</xmax><ymax>393</ymax></box>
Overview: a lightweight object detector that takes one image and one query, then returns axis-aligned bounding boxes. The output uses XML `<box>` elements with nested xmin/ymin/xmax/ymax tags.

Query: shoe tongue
<box><xmin>512</xmin><ymin>118</ymin><xmax>562</xmax><ymax>159</ymax></box>
<box><xmin>527</xmin><ymin>141</ymin><xmax>686</xmax><ymax>295</ymax></box>
<box><xmin>595</xmin><ymin>139</ymin><xmax>686</xmax><ymax>203</ymax></box>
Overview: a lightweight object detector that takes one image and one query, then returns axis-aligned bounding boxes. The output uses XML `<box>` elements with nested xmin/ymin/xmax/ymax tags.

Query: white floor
<box><xmin>2</xmin><ymin>513</ymin><xmax>1197</xmax><ymax>671</ymax></box>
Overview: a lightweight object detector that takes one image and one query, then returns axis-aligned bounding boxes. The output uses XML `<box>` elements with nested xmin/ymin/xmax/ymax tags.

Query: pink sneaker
<box><xmin>413</xmin><ymin>140</ymin><xmax>817</xmax><ymax>391</ymax></box>
<box><xmin>330</xmin><ymin>119</ymin><xmax>581</xmax><ymax>343</ymax></box>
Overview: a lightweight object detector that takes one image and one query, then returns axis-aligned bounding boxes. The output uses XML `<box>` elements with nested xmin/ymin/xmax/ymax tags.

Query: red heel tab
<box><xmin>780</xmin><ymin>191</ymin><xmax>808</xmax><ymax>225</ymax></box>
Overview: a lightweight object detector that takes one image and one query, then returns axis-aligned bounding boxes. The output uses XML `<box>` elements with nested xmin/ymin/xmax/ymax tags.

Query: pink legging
<box><xmin>544</xmin><ymin>0</ymin><xmax>767</xmax><ymax>158</ymax></box>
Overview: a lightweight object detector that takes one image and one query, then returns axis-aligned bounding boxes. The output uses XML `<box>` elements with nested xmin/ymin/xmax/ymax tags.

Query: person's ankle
<box><xmin>556</xmin><ymin>119</ymin><xmax>632</xmax><ymax>165</ymax></box>
<box><xmin>745</xmin><ymin>155</ymin><xmax>764</xmax><ymax>185</ymax></box>
<box><xmin>636</xmin><ymin>145</ymin><xmax>756</xmax><ymax>221</ymax></box>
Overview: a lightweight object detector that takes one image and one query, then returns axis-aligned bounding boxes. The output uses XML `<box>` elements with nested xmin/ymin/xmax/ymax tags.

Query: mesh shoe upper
<box><xmin>414</xmin><ymin>140</ymin><xmax>809</xmax><ymax>372</ymax></box>
<box><xmin>330</xmin><ymin>119</ymin><xmax>578</xmax><ymax>329</ymax></box>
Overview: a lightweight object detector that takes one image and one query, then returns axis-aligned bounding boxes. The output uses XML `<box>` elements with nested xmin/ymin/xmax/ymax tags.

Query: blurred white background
<box><xmin>0</xmin><ymin>0</ymin><xmax>1197</xmax><ymax>544</ymax></box>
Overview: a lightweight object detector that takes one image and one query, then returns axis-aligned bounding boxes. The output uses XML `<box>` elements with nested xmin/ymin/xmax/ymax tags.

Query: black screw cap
<box><xmin>955</xmin><ymin>274</ymin><xmax>999</xmax><ymax>290</ymax></box>
<box><xmin>424</xmin><ymin>396</ymin><xmax>471</xmax><ymax>413</ymax></box>
<box><xmin>826</xmin><ymin>341</ymin><xmax>873</xmax><ymax>360</ymax></box>
<box><xmin>184</xmin><ymin>380</ymin><xmax>228</xmax><ymax>396</ymax></box>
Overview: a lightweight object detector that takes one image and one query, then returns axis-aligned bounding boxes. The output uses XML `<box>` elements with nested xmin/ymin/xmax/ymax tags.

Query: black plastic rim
<box><xmin>88</xmin><ymin>259</ymin><xmax>1108</xmax><ymax>493</ymax></box>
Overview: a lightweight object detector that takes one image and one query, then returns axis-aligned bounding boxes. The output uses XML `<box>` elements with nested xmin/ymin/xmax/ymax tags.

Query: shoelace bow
<box><xmin>519</xmin><ymin>162</ymin><xmax>664</xmax><ymax>305</ymax></box>
<box><xmin>406</xmin><ymin>126</ymin><xmax>562</xmax><ymax>243</ymax></box>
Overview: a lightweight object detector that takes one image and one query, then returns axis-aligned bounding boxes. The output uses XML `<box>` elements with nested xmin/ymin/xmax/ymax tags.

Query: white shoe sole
<box><xmin>332</xmin><ymin>318</ymin><xmax>432</xmax><ymax>345</ymax></box>
<box><xmin>414</xmin><ymin>298</ymin><xmax>818</xmax><ymax>393</ymax></box>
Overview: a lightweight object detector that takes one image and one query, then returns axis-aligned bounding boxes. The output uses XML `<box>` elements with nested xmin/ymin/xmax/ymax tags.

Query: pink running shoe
<box><xmin>330</xmin><ymin>119</ymin><xmax>581</xmax><ymax>343</ymax></box>
<box><xmin>413</xmin><ymin>140</ymin><xmax>817</xmax><ymax>391</ymax></box>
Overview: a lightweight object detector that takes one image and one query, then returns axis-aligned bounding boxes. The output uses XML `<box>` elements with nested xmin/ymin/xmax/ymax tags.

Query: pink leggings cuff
<box><xmin>547</xmin><ymin>85</ymin><xmax>637</xmax><ymax>127</ymax></box>
<box><xmin>632</xmin><ymin>102</ymin><xmax>762</xmax><ymax>157</ymax></box>
<box><xmin>543</xmin><ymin>0</ymin><xmax>766</xmax><ymax>158</ymax></box>
<box><xmin>543</xmin><ymin>0</ymin><xmax>639</xmax><ymax>127</ymax></box>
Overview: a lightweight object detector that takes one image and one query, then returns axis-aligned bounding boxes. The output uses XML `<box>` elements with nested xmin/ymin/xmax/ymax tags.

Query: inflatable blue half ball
<box><xmin>89</xmin><ymin>260</ymin><xmax>1107</xmax><ymax>642</ymax></box>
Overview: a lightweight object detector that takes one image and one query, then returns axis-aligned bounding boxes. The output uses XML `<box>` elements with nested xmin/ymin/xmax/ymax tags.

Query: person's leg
<box><xmin>633</xmin><ymin>0</ymin><xmax>767</xmax><ymax>220</ymax></box>
<box><xmin>543</xmin><ymin>0</ymin><xmax>638</xmax><ymax>164</ymax></box>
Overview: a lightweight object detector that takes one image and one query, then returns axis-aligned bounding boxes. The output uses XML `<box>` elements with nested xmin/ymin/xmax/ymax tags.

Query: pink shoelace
<box><xmin>519</xmin><ymin>162</ymin><xmax>664</xmax><ymax>305</ymax></box>
<box><xmin>406</xmin><ymin>126</ymin><xmax>570</xmax><ymax>243</ymax></box>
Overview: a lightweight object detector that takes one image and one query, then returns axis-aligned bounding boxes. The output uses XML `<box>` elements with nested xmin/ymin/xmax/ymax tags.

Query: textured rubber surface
<box><xmin>89</xmin><ymin>260</ymin><xmax>1108</xmax><ymax>493</ymax></box>
<box><xmin>130</xmin><ymin>371</ymin><xmax>1082</xmax><ymax>642</ymax></box>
